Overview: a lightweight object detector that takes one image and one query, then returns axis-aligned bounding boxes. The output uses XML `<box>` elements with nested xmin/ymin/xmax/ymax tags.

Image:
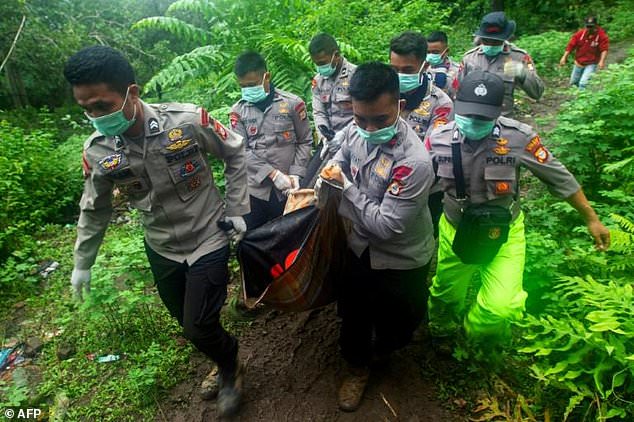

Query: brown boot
<box><xmin>338</xmin><ymin>366</ymin><xmax>370</xmax><ymax>412</ymax></box>
<box><xmin>199</xmin><ymin>365</ymin><xmax>219</xmax><ymax>400</ymax></box>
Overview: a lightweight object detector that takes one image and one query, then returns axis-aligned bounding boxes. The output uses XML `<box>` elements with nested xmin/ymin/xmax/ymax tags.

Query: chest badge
<box><xmin>248</xmin><ymin>126</ymin><xmax>258</xmax><ymax>136</ymax></box>
<box><xmin>374</xmin><ymin>155</ymin><xmax>393</xmax><ymax>179</ymax></box>
<box><xmin>168</xmin><ymin>128</ymin><xmax>183</xmax><ymax>141</ymax></box>
<box><xmin>99</xmin><ymin>153</ymin><xmax>122</xmax><ymax>171</ymax></box>
<box><xmin>493</xmin><ymin>146</ymin><xmax>510</xmax><ymax>155</ymax></box>
<box><xmin>166</xmin><ymin>139</ymin><xmax>191</xmax><ymax>151</ymax></box>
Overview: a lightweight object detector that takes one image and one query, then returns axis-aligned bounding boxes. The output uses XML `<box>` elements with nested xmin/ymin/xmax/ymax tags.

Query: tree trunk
<box><xmin>491</xmin><ymin>0</ymin><xmax>504</xmax><ymax>11</ymax></box>
<box><xmin>4</xmin><ymin>63</ymin><xmax>29</xmax><ymax>108</ymax></box>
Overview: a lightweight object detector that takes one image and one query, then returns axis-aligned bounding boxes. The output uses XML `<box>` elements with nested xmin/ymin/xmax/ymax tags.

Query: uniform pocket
<box><xmin>484</xmin><ymin>166</ymin><xmax>516</xmax><ymax>200</ymax></box>
<box><xmin>166</xmin><ymin>152</ymin><xmax>211</xmax><ymax>202</ymax></box>
<box><xmin>333</xmin><ymin>92</ymin><xmax>352</xmax><ymax>113</ymax></box>
<box><xmin>274</xmin><ymin>121</ymin><xmax>296</xmax><ymax>143</ymax></box>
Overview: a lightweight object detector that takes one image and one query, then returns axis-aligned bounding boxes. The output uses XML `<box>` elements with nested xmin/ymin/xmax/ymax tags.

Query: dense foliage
<box><xmin>518</xmin><ymin>54</ymin><xmax>634</xmax><ymax>420</ymax></box>
<box><xmin>1</xmin><ymin>0</ymin><xmax>633</xmax><ymax>420</ymax></box>
<box><xmin>0</xmin><ymin>111</ymin><xmax>84</xmax><ymax>262</ymax></box>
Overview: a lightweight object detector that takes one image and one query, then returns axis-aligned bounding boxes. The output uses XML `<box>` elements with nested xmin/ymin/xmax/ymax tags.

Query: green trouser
<box><xmin>428</xmin><ymin>212</ymin><xmax>527</xmax><ymax>343</ymax></box>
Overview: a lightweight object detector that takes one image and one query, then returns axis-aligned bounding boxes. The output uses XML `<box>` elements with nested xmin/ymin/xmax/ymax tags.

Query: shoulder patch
<box><xmin>200</xmin><ymin>107</ymin><xmax>210</xmax><ymax>127</ymax></box>
<box><xmin>82</xmin><ymin>151</ymin><xmax>92</xmax><ymax>178</ymax></box>
<box><xmin>229</xmin><ymin>112</ymin><xmax>240</xmax><ymax>129</ymax></box>
<box><xmin>392</xmin><ymin>165</ymin><xmax>413</xmax><ymax>181</ymax></box>
<box><xmin>213</xmin><ymin>119</ymin><xmax>228</xmax><ymax>141</ymax></box>
<box><xmin>294</xmin><ymin>101</ymin><xmax>307</xmax><ymax>120</ymax></box>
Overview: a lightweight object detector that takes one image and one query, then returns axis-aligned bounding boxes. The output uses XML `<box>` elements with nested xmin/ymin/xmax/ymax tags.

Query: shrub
<box><xmin>0</xmin><ymin>118</ymin><xmax>84</xmax><ymax>260</ymax></box>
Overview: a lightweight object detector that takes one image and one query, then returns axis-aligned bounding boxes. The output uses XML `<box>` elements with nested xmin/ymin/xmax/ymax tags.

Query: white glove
<box><xmin>504</xmin><ymin>61</ymin><xmax>526</xmax><ymax>79</ymax></box>
<box><xmin>70</xmin><ymin>268</ymin><xmax>91</xmax><ymax>301</ymax></box>
<box><xmin>320</xmin><ymin>131</ymin><xmax>345</xmax><ymax>160</ymax></box>
<box><xmin>288</xmin><ymin>175</ymin><xmax>300</xmax><ymax>193</ymax></box>
<box><xmin>314</xmin><ymin>177</ymin><xmax>324</xmax><ymax>206</ymax></box>
<box><xmin>225</xmin><ymin>216</ymin><xmax>247</xmax><ymax>234</ymax></box>
<box><xmin>271</xmin><ymin>170</ymin><xmax>293</xmax><ymax>192</ymax></box>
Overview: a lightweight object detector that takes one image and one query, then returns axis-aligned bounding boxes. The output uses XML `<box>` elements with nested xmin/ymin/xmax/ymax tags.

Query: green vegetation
<box><xmin>1</xmin><ymin>0</ymin><xmax>633</xmax><ymax>420</ymax></box>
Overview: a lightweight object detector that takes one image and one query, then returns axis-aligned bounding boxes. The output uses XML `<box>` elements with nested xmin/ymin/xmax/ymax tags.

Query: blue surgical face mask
<box><xmin>398</xmin><ymin>62</ymin><xmax>425</xmax><ymax>93</ymax></box>
<box><xmin>316</xmin><ymin>53</ymin><xmax>337</xmax><ymax>77</ymax></box>
<box><xmin>455</xmin><ymin>114</ymin><xmax>496</xmax><ymax>140</ymax></box>
<box><xmin>356</xmin><ymin>115</ymin><xmax>399</xmax><ymax>144</ymax></box>
<box><xmin>481</xmin><ymin>44</ymin><xmax>504</xmax><ymax>57</ymax></box>
<box><xmin>85</xmin><ymin>86</ymin><xmax>137</xmax><ymax>136</ymax></box>
<box><xmin>426</xmin><ymin>52</ymin><xmax>444</xmax><ymax>66</ymax></box>
<box><xmin>241</xmin><ymin>74</ymin><xmax>267</xmax><ymax>103</ymax></box>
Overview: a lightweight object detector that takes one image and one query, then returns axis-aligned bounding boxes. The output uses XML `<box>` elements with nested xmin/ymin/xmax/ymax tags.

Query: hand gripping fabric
<box><xmin>237</xmin><ymin>182</ymin><xmax>348</xmax><ymax>311</ymax></box>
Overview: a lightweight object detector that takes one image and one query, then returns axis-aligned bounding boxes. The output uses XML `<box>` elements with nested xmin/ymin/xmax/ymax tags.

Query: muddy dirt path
<box><xmin>159</xmin><ymin>303</ymin><xmax>462</xmax><ymax>421</ymax></box>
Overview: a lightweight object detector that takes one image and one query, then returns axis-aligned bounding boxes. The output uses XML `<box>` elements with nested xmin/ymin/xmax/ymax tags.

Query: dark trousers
<box><xmin>145</xmin><ymin>242</ymin><xmax>238</xmax><ymax>371</ymax></box>
<box><xmin>338</xmin><ymin>248</ymin><xmax>431</xmax><ymax>367</ymax></box>
<box><xmin>244</xmin><ymin>191</ymin><xmax>286</xmax><ymax>231</ymax></box>
<box><xmin>428</xmin><ymin>190</ymin><xmax>444</xmax><ymax>238</ymax></box>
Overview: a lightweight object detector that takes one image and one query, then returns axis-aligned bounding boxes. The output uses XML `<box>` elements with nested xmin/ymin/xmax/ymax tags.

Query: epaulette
<box><xmin>276</xmin><ymin>89</ymin><xmax>302</xmax><ymax>104</ymax></box>
<box><xmin>508</xmin><ymin>43</ymin><xmax>529</xmax><ymax>55</ymax></box>
<box><xmin>84</xmin><ymin>131</ymin><xmax>105</xmax><ymax>149</ymax></box>
<box><xmin>151</xmin><ymin>102</ymin><xmax>198</xmax><ymax>114</ymax></box>
<box><xmin>498</xmin><ymin>116</ymin><xmax>533</xmax><ymax>136</ymax></box>
<box><xmin>464</xmin><ymin>46</ymin><xmax>480</xmax><ymax>56</ymax></box>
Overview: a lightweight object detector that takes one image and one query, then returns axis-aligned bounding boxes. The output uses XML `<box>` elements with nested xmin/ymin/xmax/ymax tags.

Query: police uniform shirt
<box><xmin>230</xmin><ymin>89</ymin><xmax>312</xmax><ymax>201</ymax></box>
<box><xmin>75</xmin><ymin>101</ymin><xmax>249</xmax><ymax>270</ymax></box>
<box><xmin>401</xmin><ymin>84</ymin><xmax>454</xmax><ymax>141</ymax></box>
<box><xmin>428</xmin><ymin>117</ymin><xmax>580</xmax><ymax>226</ymax></box>
<box><xmin>331</xmin><ymin>120</ymin><xmax>435</xmax><ymax>270</ymax></box>
<box><xmin>312</xmin><ymin>58</ymin><xmax>357</xmax><ymax>133</ymax></box>
<box><xmin>430</xmin><ymin>59</ymin><xmax>460</xmax><ymax>99</ymax></box>
<box><xmin>459</xmin><ymin>43</ymin><xmax>544</xmax><ymax>116</ymax></box>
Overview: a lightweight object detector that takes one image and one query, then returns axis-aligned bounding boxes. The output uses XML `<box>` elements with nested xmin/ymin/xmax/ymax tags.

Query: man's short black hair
<box><xmin>63</xmin><ymin>45</ymin><xmax>135</xmax><ymax>96</ymax></box>
<box><xmin>234</xmin><ymin>51</ymin><xmax>267</xmax><ymax>78</ymax></box>
<box><xmin>349</xmin><ymin>62</ymin><xmax>399</xmax><ymax>102</ymax></box>
<box><xmin>390</xmin><ymin>31</ymin><xmax>428</xmax><ymax>61</ymax></box>
<box><xmin>309</xmin><ymin>33</ymin><xmax>339</xmax><ymax>56</ymax></box>
<box><xmin>427</xmin><ymin>31</ymin><xmax>448</xmax><ymax>44</ymax></box>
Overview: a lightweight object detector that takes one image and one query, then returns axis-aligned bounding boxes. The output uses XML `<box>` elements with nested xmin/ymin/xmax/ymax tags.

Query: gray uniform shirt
<box><xmin>401</xmin><ymin>84</ymin><xmax>454</xmax><ymax>141</ymax></box>
<box><xmin>312</xmin><ymin>58</ymin><xmax>357</xmax><ymax>134</ymax></box>
<box><xmin>428</xmin><ymin>117</ymin><xmax>581</xmax><ymax>226</ymax></box>
<box><xmin>75</xmin><ymin>101</ymin><xmax>249</xmax><ymax>270</ymax></box>
<box><xmin>331</xmin><ymin>120</ymin><xmax>435</xmax><ymax>270</ymax></box>
<box><xmin>459</xmin><ymin>43</ymin><xmax>545</xmax><ymax>116</ymax></box>
<box><xmin>230</xmin><ymin>89</ymin><xmax>312</xmax><ymax>201</ymax></box>
<box><xmin>429</xmin><ymin>59</ymin><xmax>460</xmax><ymax>99</ymax></box>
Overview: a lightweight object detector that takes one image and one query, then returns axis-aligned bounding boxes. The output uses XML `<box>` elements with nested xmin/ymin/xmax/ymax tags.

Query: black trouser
<box><xmin>428</xmin><ymin>190</ymin><xmax>444</xmax><ymax>238</ymax></box>
<box><xmin>145</xmin><ymin>242</ymin><xmax>237</xmax><ymax>372</ymax></box>
<box><xmin>338</xmin><ymin>248</ymin><xmax>431</xmax><ymax>367</ymax></box>
<box><xmin>244</xmin><ymin>190</ymin><xmax>286</xmax><ymax>230</ymax></box>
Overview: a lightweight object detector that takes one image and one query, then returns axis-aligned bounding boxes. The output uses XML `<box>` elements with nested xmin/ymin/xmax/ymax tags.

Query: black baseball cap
<box><xmin>585</xmin><ymin>16</ymin><xmax>598</xmax><ymax>27</ymax></box>
<box><xmin>455</xmin><ymin>70</ymin><xmax>504</xmax><ymax>119</ymax></box>
<box><xmin>474</xmin><ymin>11</ymin><xmax>516</xmax><ymax>41</ymax></box>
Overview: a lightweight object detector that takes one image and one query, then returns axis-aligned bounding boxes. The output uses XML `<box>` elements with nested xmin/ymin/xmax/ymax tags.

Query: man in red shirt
<box><xmin>559</xmin><ymin>16</ymin><xmax>609</xmax><ymax>89</ymax></box>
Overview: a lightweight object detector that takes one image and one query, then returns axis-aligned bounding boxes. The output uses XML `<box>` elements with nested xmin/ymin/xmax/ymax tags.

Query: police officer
<box><xmin>64</xmin><ymin>46</ymin><xmax>249</xmax><ymax>418</ymax></box>
<box><xmin>427</xmin><ymin>70</ymin><xmax>610</xmax><ymax>353</ymax></box>
<box><xmin>459</xmin><ymin>11</ymin><xmax>544</xmax><ymax>117</ymax></box>
<box><xmin>426</xmin><ymin>31</ymin><xmax>460</xmax><ymax>99</ymax></box>
<box><xmin>309</xmin><ymin>33</ymin><xmax>357</xmax><ymax>156</ymax></box>
<box><xmin>230</xmin><ymin>51</ymin><xmax>312</xmax><ymax>230</ymax></box>
<box><xmin>389</xmin><ymin>31</ymin><xmax>453</xmax><ymax>236</ymax></box>
<box><xmin>318</xmin><ymin>62</ymin><xmax>435</xmax><ymax>412</ymax></box>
